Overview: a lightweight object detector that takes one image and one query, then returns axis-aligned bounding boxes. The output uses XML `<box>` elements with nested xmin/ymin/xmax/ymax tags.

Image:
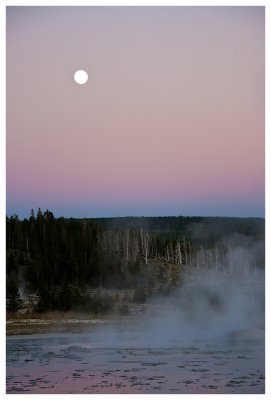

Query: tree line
<box><xmin>6</xmin><ymin>209</ymin><xmax>264</xmax><ymax>313</ymax></box>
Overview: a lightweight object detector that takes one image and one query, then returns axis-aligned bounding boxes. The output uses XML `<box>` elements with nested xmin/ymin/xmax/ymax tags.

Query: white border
<box><xmin>265</xmin><ymin>1</ymin><xmax>270</xmax><ymax>398</ymax></box>
<box><xmin>1</xmin><ymin>0</ymin><xmax>268</xmax><ymax>6</ymax></box>
<box><xmin>1</xmin><ymin>1</ymin><xmax>269</xmax><ymax>400</ymax></box>
<box><xmin>0</xmin><ymin>2</ymin><xmax>6</xmax><ymax>399</ymax></box>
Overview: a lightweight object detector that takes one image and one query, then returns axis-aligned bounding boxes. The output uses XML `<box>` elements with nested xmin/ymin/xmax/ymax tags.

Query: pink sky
<box><xmin>6</xmin><ymin>6</ymin><xmax>264</xmax><ymax>218</ymax></box>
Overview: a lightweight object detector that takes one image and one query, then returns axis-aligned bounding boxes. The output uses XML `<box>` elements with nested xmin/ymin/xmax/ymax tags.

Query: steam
<box><xmin>145</xmin><ymin>269</ymin><xmax>264</xmax><ymax>346</ymax></box>
<box><xmin>19</xmin><ymin>235</ymin><xmax>263</xmax><ymax>352</ymax></box>
<box><xmin>92</xmin><ymin>239</ymin><xmax>264</xmax><ymax>349</ymax></box>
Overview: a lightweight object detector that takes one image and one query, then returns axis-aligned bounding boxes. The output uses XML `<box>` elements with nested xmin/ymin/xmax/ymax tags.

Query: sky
<box><xmin>6</xmin><ymin>6</ymin><xmax>265</xmax><ymax>218</ymax></box>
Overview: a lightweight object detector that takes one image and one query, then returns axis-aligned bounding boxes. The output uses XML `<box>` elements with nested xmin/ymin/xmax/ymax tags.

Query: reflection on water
<box><xmin>6</xmin><ymin>327</ymin><xmax>264</xmax><ymax>394</ymax></box>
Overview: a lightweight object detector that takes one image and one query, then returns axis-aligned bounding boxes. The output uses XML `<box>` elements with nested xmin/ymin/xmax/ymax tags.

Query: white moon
<box><xmin>74</xmin><ymin>70</ymin><xmax>88</xmax><ymax>85</ymax></box>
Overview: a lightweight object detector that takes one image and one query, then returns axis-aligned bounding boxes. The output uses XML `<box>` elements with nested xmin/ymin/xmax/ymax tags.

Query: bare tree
<box><xmin>175</xmin><ymin>240</ymin><xmax>182</xmax><ymax>265</ymax></box>
<box><xmin>143</xmin><ymin>232</ymin><xmax>149</xmax><ymax>264</ymax></box>
<box><xmin>126</xmin><ymin>229</ymin><xmax>130</xmax><ymax>266</ymax></box>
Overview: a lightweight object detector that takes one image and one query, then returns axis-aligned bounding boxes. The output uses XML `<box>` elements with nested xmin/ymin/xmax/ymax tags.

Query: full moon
<box><xmin>74</xmin><ymin>70</ymin><xmax>88</xmax><ymax>85</ymax></box>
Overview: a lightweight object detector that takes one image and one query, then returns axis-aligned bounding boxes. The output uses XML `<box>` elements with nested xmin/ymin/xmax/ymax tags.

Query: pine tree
<box><xmin>6</xmin><ymin>275</ymin><xmax>23</xmax><ymax>313</ymax></box>
<box><xmin>56</xmin><ymin>279</ymin><xmax>73</xmax><ymax>311</ymax></box>
<box><xmin>29</xmin><ymin>208</ymin><xmax>35</xmax><ymax>221</ymax></box>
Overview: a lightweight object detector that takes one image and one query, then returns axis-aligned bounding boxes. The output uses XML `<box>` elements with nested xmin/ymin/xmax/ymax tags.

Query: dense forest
<box><xmin>6</xmin><ymin>209</ymin><xmax>264</xmax><ymax>314</ymax></box>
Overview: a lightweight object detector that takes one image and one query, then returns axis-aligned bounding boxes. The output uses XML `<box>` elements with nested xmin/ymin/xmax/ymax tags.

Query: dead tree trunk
<box><xmin>176</xmin><ymin>240</ymin><xmax>182</xmax><ymax>264</ymax></box>
<box><xmin>215</xmin><ymin>245</ymin><xmax>218</xmax><ymax>271</ymax></box>
<box><xmin>126</xmin><ymin>230</ymin><xmax>130</xmax><ymax>266</ymax></box>
<box><xmin>26</xmin><ymin>237</ymin><xmax>30</xmax><ymax>260</ymax></box>
<box><xmin>143</xmin><ymin>232</ymin><xmax>149</xmax><ymax>265</ymax></box>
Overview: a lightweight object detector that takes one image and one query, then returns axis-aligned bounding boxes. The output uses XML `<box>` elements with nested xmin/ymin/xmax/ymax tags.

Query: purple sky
<box><xmin>6</xmin><ymin>6</ymin><xmax>265</xmax><ymax>218</ymax></box>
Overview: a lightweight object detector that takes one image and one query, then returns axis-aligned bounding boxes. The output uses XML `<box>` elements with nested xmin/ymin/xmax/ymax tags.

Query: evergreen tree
<box><xmin>6</xmin><ymin>250</ymin><xmax>17</xmax><ymax>276</ymax></box>
<box><xmin>56</xmin><ymin>279</ymin><xmax>73</xmax><ymax>311</ymax></box>
<box><xmin>29</xmin><ymin>208</ymin><xmax>35</xmax><ymax>221</ymax></box>
<box><xmin>6</xmin><ymin>275</ymin><xmax>22</xmax><ymax>313</ymax></box>
<box><xmin>35</xmin><ymin>281</ymin><xmax>53</xmax><ymax>312</ymax></box>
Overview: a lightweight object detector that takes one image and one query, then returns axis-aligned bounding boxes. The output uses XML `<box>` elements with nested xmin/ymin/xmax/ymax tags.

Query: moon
<box><xmin>74</xmin><ymin>70</ymin><xmax>88</xmax><ymax>85</ymax></box>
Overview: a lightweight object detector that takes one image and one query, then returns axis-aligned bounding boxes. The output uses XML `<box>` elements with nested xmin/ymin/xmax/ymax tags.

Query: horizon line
<box><xmin>6</xmin><ymin>211</ymin><xmax>265</xmax><ymax>220</ymax></box>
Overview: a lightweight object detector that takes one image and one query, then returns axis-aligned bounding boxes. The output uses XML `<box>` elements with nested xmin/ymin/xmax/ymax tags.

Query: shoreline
<box><xmin>6</xmin><ymin>311</ymin><xmax>137</xmax><ymax>336</ymax></box>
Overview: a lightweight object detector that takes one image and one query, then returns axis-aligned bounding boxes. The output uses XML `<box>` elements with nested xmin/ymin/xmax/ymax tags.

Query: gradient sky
<box><xmin>6</xmin><ymin>6</ymin><xmax>265</xmax><ymax>218</ymax></box>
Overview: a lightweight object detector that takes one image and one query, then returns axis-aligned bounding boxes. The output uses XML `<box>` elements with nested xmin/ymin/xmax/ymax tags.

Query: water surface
<box><xmin>6</xmin><ymin>324</ymin><xmax>264</xmax><ymax>394</ymax></box>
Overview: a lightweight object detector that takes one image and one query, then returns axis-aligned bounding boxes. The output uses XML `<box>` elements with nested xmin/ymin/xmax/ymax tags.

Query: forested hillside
<box><xmin>6</xmin><ymin>209</ymin><xmax>264</xmax><ymax>314</ymax></box>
